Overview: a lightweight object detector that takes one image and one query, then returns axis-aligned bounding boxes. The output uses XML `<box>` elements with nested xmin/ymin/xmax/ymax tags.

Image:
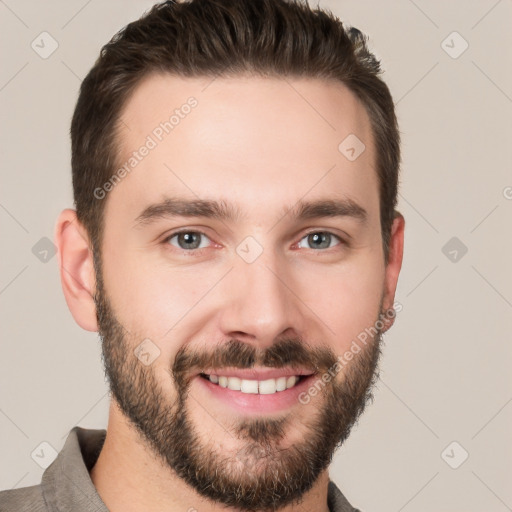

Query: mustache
<box><xmin>172</xmin><ymin>337</ymin><xmax>338</xmax><ymax>389</ymax></box>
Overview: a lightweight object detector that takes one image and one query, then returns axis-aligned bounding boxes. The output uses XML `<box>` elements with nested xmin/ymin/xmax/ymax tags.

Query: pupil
<box><xmin>179</xmin><ymin>232</ymin><xmax>200</xmax><ymax>249</ymax></box>
<box><xmin>310</xmin><ymin>232</ymin><xmax>329</xmax><ymax>249</ymax></box>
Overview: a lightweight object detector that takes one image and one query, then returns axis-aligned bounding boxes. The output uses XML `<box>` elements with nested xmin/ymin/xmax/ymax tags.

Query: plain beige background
<box><xmin>1</xmin><ymin>1</ymin><xmax>511</xmax><ymax>510</ymax></box>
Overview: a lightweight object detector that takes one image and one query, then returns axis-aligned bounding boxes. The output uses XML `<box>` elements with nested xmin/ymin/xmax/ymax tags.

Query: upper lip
<box><xmin>199</xmin><ymin>367</ymin><xmax>316</xmax><ymax>380</ymax></box>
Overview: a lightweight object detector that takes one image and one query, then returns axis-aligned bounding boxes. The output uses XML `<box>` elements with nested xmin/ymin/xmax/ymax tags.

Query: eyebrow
<box><xmin>133</xmin><ymin>196</ymin><xmax>368</xmax><ymax>227</ymax></box>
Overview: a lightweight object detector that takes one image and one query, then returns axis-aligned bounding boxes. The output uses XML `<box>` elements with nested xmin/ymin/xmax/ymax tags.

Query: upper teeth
<box><xmin>207</xmin><ymin>374</ymin><xmax>301</xmax><ymax>394</ymax></box>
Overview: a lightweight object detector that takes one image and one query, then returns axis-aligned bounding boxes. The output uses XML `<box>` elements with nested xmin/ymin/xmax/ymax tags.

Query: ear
<box><xmin>54</xmin><ymin>209</ymin><xmax>98</xmax><ymax>332</ymax></box>
<box><xmin>381</xmin><ymin>211</ymin><xmax>405</xmax><ymax>332</ymax></box>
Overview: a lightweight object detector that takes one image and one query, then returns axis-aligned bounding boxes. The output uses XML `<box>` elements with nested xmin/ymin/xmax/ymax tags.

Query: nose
<box><xmin>216</xmin><ymin>249</ymin><xmax>305</xmax><ymax>350</ymax></box>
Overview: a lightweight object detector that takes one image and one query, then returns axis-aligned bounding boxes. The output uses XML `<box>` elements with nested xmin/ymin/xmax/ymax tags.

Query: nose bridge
<box><xmin>218</xmin><ymin>244</ymin><xmax>300</xmax><ymax>345</ymax></box>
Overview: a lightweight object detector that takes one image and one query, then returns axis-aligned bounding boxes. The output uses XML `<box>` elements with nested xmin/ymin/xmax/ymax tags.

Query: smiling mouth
<box><xmin>199</xmin><ymin>373</ymin><xmax>311</xmax><ymax>395</ymax></box>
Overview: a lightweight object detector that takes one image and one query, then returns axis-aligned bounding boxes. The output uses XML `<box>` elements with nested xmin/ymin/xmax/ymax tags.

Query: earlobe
<box><xmin>54</xmin><ymin>209</ymin><xmax>99</xmax><ymax>332</ymax></box>
<box><xmin>382</xmin><ymin>211</ymin><xmax>405</xmax><ymax>332</ymax></box>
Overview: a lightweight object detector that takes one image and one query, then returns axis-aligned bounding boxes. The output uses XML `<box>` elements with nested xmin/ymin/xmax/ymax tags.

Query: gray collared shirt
<box><xmin>0</xmin><ymin>426</ymin><xmax>361</xmax><ymax>511</ymax></box>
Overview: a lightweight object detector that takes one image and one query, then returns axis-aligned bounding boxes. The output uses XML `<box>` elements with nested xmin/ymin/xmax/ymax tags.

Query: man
<box><xmin>0</xmin><ymin>0</ymin><xmax>404</xmax><ymax>511</ymax></box>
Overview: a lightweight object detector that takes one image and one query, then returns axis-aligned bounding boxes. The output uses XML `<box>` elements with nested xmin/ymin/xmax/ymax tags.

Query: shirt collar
<box><xmin>42</xmin><ymin>426</ymin><xmax>108</xmax><ymax>511</ymax></box>
<box><xmin>41</xmin><ymin>426</ymin><xmax>356</xmax><ymax>511</ymax></box>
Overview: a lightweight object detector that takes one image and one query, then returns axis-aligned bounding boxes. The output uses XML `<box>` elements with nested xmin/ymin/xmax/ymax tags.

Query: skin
<box><xmin>55</xmin><ymin>74</ymin><xmax>404</xmax><ymax>512</ymax></box>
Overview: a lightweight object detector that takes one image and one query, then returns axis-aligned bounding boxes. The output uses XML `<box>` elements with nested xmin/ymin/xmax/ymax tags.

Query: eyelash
<box><xmin>162</xmin><ymin>229</ymin><xmax>347</xmax><ymax>254</ymax></box>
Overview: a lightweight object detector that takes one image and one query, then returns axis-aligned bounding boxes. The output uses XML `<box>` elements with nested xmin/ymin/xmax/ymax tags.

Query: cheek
<box><xmin>295</xmin><ymin>254</ymin><xmax>384</xmax><ymax>351</ymax></box>
<box><xmin>101</xmin><ymin>243</ymin><xmax>223</xmax><ymax>341</ymax></box>
<box><xmin>101</xmin><ymin>231</ymin><xmax>385</xmax><ymax>360</ymax></box>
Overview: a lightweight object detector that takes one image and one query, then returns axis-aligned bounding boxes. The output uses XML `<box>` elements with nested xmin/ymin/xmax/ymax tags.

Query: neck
<box><xmin>90</xmin><ymin>402</ymin><xmax>331</xmax><ymax>512</ymax></box>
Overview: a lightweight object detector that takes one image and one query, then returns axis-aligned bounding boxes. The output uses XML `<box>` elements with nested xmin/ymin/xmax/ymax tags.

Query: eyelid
<box><xmin>162</xmin><ymin>228</ymin><xmax>216</xmax><ymax>249</ymax></box>
<box><xmin>301</xmin><ymin>228</ymin><xmax>346</xmax><ymax>241</ymax></box>
<box><xmin>295</xmin><ymin>229</ymin><xmax>346</xmax><ymax>250</ymax></box>
<box><xmin>161</xmin><ymin>227</ymin><xmax>348</xmax><ymax>254</ymax></box>
<box><xmin>303</xmin><ymin>226</ymin><xmax>350</xmax><ymax>242</ymax></box>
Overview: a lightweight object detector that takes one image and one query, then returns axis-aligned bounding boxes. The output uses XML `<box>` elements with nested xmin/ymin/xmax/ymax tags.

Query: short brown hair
<box><xmin>71</xmin><ymin>0</ymin><xmax>400</xmax><ymax>263</ymax></box>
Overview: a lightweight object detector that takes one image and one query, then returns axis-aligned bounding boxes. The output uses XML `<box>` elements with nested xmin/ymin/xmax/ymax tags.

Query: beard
<box><xmin>93</xmin><ymin>252</ymin><xmax>385</xmax><ymax>512</ymax></box>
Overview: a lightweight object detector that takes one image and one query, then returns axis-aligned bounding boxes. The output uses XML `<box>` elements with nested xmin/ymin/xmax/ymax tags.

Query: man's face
<box><xmin>94</xmin><ymin>74</ymin><xmax>394</xmax><ymax>510</ymax></box>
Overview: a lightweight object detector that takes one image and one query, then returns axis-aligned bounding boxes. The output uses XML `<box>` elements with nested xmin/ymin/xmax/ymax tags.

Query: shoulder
<box><xmin>328</xmin><ymin>479</ymin><xmax>363</xmax><ymax>512</ymax></box>
<box><xmin>0</xmin><ymin>484</ymin><xmax>48</xmax><ymax>511</ymax></box>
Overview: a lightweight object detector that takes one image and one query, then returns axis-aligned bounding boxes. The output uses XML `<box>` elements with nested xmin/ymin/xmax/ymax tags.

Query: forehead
<box><xmin>108</xmin><ymin>73</ymin><xmax>378</xmax><ymax>225</ymax></box>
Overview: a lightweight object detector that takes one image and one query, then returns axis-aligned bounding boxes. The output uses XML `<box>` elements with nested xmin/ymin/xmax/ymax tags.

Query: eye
<box><xmin>165</xmin><ymin>231</ymin><xmax>212</xmax><ymax>250</ymax></box>
<box><xmin>297</xmin><ymin>231</ymin><xmax>343</xmax><ymax>250</ymax></box>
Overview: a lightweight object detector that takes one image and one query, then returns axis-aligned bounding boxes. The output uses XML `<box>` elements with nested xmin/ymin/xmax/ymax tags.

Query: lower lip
<box><xmin>196</xmin><ymin>374</ymin><xmax>316</xmax><ymax>414</ymax></box>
